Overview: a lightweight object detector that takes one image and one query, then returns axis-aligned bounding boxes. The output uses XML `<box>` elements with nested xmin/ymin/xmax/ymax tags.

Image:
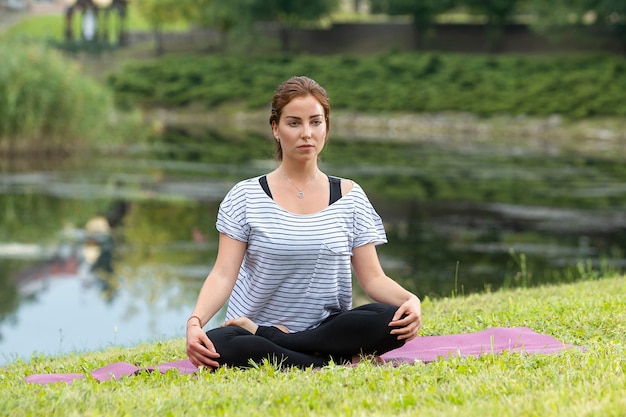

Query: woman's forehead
<box><xmin>281</xmin><ymin>95</ymin><xmax>324</xmax><ymax>116</ymax></box>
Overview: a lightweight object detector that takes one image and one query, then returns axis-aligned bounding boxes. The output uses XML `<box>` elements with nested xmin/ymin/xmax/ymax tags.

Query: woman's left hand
<box><xmin>389</xmin><ymin>295</ymin><xmax>422</xmax><ymax>341</ymax></box>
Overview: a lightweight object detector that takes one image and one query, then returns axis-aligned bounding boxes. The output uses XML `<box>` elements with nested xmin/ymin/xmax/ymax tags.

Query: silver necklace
<box><xmin>281</xmin><ymin>168</ymin><xmax>317</xmax><ymax>199</ymax></box>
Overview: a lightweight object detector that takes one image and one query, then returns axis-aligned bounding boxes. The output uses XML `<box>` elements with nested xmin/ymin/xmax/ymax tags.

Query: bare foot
<box><xmin>222</xmin><ymin>317</ymin><xmax>290</xmax><ymax>334</ymax></box>
<box><xmin>222</xmin><ymin>317</ymin><xmax>259</xmax><ymax>334</ymax></box>
<box><xmin>273</xmin><ymin>324</ymin><xmax>290</xmax><ymax>333</ymax></box>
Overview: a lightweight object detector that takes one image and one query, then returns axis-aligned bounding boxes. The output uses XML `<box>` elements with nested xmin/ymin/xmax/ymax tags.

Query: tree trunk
<box><xmin>279</xmin><ymin>24</ymin><xmax>290</xmax><ymax>53</ymax></box>
<box><xmin>64</xmin><ymin>6</ymin><xmax>74</xmax><ymax>41</ymax></box>
<box><xmin>154</xmin><ymin>25</ymin><xmax>164</xmax><ymax>56</ymax></box>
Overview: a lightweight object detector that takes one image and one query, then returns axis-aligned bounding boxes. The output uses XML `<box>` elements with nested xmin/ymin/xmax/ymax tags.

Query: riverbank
<box><xmin>147</xmin><ymin>106</ymin><xmax>626</xmax><ymax>159</ymax></box>
<box><xmin>3</xmin><ymin>275</ymin><xmax>625</xmax><ymax>416</ymax></box>
<box><xmin>0</xmin><ymin>12</ymin><xmax>626</xmax><ymax>158</ymax></box>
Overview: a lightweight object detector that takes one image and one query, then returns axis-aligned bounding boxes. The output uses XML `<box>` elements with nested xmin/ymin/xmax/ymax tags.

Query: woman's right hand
<box><xmin>186</xmin><ymin>234</ymin><xmax>247</xmax><ymax>368</ymax></box>
<box><xmin>186</xmin><ymin>326</ymin><xmax>221</xmax><ymax>369</ymax></box>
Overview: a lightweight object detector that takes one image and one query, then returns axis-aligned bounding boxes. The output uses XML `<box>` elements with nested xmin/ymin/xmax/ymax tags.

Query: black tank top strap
<box><xmin>259</xmin><ymin>175</ymin><xmax>272</xmax><ymax>199</ymax></box>
<box><xmin>260</xmin><ymin>174</ymin><xmax>341</xmax><ymax>204</ymax></box>
<box><xmin>328</xmin><ymin>175</ymin><xmax>342</xmax><ymax>205</ymax></box>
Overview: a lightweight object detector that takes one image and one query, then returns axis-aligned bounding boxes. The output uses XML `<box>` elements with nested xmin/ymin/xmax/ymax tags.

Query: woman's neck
<box><xmin>278</xmin><ymin>162</ymin><xmax>320</xmax><ymax>183</ymax></box>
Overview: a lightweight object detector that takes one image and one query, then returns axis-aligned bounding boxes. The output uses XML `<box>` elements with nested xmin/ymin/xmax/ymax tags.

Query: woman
<box><xmin>186</xmin><ymin>76</ymin><xmax>421</xmax><ymax>369</ymax></box>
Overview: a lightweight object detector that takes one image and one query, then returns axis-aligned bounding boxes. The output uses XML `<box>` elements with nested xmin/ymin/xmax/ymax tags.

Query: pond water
<box><xmin>1</xmin><ymin>127</ymin><xmax>625</xmax><ymax>365</ymax></box>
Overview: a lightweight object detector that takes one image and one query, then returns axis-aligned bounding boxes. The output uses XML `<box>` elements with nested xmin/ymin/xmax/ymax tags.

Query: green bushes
<box><xmin>0</xmin><ymin>39</ymin><xmax>127</xmax><ymax>154</ymax></box>
<box><xmin>108</xmin><ymin>51</ymin><xmax>626</xmax><ymax>119</ymax></box>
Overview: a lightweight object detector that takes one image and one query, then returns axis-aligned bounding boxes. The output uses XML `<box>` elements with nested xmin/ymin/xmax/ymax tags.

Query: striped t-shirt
<box><xmin>216</xmin><ymin>176</ymin><xmax>387</xmax><ymax>332</ymax></box>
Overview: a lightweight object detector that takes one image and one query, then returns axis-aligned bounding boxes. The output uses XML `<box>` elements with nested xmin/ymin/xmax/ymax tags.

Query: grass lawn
<box><xmin>1</xmin><ymin>275</ymin><xmax>624</xmax><ymax>416</ymax></box>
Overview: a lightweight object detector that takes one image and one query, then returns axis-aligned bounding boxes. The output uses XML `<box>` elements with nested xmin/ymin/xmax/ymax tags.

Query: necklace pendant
<box><xmin>297</xmin><ymin>191</ymin><xmax>304</xmax><ymax>199</ymax></box>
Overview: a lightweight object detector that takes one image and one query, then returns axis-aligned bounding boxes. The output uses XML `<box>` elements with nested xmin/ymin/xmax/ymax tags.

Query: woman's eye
<box><xmin>288</xmin><ymin>121</ymin><xmax>299</xmax><ymax>127</ymax></box>
<box><xmin>311</xmin><ymin>120</ymin><xmax>322</xmax><ymax>126</ymax></box>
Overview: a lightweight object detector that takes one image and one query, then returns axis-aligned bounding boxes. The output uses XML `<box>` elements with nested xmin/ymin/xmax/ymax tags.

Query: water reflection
<box><xmin>0</xmin><ymin>193</ymin><xmax>222</xmax><ymax>365</ymax></box>
<box><xmin>374</xmin><ymin>198</ymin><xmax>625</xmax><ymax>297</ymax></box>
<box><xmin>1</xmin><ymin>128</ymin><xmax>624</xmax><ymax>364</ymax></box>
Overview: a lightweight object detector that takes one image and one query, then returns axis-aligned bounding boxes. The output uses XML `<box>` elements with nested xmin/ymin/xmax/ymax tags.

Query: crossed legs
<box><xmin>206</xmin><ymin>303</ymin><xmax>405</xmax><ymax>369</ymax></box>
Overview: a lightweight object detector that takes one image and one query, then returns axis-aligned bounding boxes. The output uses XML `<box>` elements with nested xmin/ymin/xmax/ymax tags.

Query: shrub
<box><xmin>107</xmin><ymin>51</ymin><xmax>626</xmax><ymax>119</ymax></box>
<box><xmin>0</xmin><ymin>39</ymin><xmax>129</xmax><ymax>154</ymax></box>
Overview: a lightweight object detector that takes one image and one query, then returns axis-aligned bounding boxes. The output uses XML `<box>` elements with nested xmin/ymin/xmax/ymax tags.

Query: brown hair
<box><xmin>269</xmin><ymin>76</ymin><xmax>330</xmax><ymax>160</ymax></box>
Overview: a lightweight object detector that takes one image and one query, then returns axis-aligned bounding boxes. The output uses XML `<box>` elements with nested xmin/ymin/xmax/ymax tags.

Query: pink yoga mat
<box><xmin>379</xmin><ymin>326</ymin><xmax>574</xmax><ymax>364</ymax></box>
<box><xmin>24</xmin><ymin>327</ymin><xmax>578</xmax><ymax>385</ymax></box>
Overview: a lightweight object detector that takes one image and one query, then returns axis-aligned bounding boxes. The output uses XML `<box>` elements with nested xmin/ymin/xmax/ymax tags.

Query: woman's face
<box><xmin>272</xmin><ymin>95</ymin><xmax>327</xmax><ymax>163</ymax></box>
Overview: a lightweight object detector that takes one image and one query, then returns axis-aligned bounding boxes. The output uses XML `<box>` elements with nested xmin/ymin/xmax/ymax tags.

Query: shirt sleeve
<box><xmin>216</xmin><ymin>181</ymin><xmax>250</xmax><ymax>242</ymax></box>
<box><xmin>351</xmin><ymin>183</ymin><xmax>388</xmax><ymax>248</ymax></box>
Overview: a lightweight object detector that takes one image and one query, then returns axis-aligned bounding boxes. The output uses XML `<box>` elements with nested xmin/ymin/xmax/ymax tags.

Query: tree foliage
<box><xmin>368</xmin><ymin>0</ymin><xmax>456</xmax><ymax>45</ymax></box>
<box><xmin>132</xmin><ymin>0</ymin><xmax>198</xmax><ymax>54</ymax></box>
<box><xmin>187</xmin><ymin>0</ymin><xmax>252</xmax><ymax>35</ymax></box>
<box><xmin>181</xmin><ymin>0</ymin><xmax>250</xmax><ymax>50</ymax></box>
<box><xmin>134</xmin><ymin>0</ymin><xmax>340</xmax><ymax>52</ymax></box>
<box><xmin>249</xmin><ymin>0</ymin><xmax>340</xmax><ymax>26</ymax></box>
<box><xmin>250</xmin><ymin>0</ymin><xmax>341</xmax><ymax>51</ymax></box>
<box><xmin>366</xmin><ymin>0</ymin><xmax>625</xmax><ymax>52</ymax></box>
<box><xmin>525</xmin><ymin>0</ymin><xmax>626</xmax><ymax>50</ymax></box>
<box><xmin>462</xmin><ymin>0</ymin><xmax>523</xmax><ymax>50</ymax></box>
<box><xmin>132</xmin><ymin>0</ymin><xmax>196</xmax><ymax>28</ymax></box>
<box><xmin>132</xmin><ymin>0</ymin><xmax>625</xmax><ymax>54</ymax></box>
<box><xmin>462</xmin><ymin>0</ymin><xmax>521</xmax><ymax>25</ymax></box>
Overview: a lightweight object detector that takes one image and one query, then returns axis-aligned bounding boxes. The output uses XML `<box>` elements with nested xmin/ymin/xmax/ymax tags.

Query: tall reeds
<box><xmin>0</xmin><ymin>39</ymin><xmax>117</xmax><ymax>155</ymax></box>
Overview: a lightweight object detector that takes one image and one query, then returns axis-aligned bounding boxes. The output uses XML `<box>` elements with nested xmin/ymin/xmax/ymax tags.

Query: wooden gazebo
<box><xmin>63</xmin><ymin>0</ymin><xmax>129</xmax><ymax>45</ymax></box>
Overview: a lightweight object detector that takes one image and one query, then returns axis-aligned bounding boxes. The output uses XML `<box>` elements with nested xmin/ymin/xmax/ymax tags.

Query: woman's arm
<box><xmin>351</xmin><ymin>243</ymin><xmax>422</xmax><ymax>341</ymax></box>
<box><xmin>186</xmin><ymin>233</ymin><xmax>247</xmax><ymax>368</ymax></box>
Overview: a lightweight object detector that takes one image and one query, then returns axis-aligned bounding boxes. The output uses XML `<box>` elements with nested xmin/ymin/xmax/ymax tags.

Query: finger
<box><xmin>391</xmin><ymin>305</ymin><xmax>409</xmax><ymax>322</ymax></box>
<box><xmin>187</xmin><ymin>333</ymin><xmax>220</xmax><ymax>358</ymax></box>
<box><xmin>389</xmin><ymin>312</ymin><xmax>415</xmax><ymax>327</ymax></box>
<box><xmin>192</xmin><ymin>343</ymin><xmax>219</xmax><ymax>358</ymax></box>
<box><xmin>199</xmin><ymin>343</ymin><xmax>220</xmax><ymax>358</ymax></box>
<box><xmin>393</xmin><ymin>326</ymin><xmax>419</xmax><ymax>341</ymax></box>
<box><xmin>189</xmin><ymin>352</ymin><xmax>219</xmax><ymax>369</ymax></box>
<box><xmin>390</xmin><ymin>324</ymin><xmax>415</xmax><ymax>336</ymax></box>
<box><xmin>390</xmin><ymin>318</ymin><xmax>421</xmax><ymax>338</ymax></box>
<box><xmin>197</xmin><ymin>333</ymin><xmax>218</xmax><ymax>354</ymax></box>
<box><xmin>403</xmin><ymin>331</ymin><xmax>419</xmax><ymax>342</ymax></box>
<box><xmin>188</xmin><ymin>342</ymin><xmax>220</xmax><ymax>368</ymax></box>
<box><xmin>195</xmin><ymin>354</ymin><xmax>220</xmax><ymax>369</ymax></box>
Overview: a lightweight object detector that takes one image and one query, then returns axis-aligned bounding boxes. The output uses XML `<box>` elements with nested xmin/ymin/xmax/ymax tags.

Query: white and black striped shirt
<box><xmin>216</xmin><ymin>176</ymin><xmax>387</xmax><ymax>332</ymax></box>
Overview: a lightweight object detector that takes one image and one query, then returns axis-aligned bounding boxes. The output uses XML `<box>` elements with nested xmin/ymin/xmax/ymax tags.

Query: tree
<box><xmin>250</xmin><ymin>0</ymin><xmax>341</xmax><ymax>52</ymax></box>
<box><xmin>190</xmin><ymin>0</ymin><xmax>256</xmax><ymax>51</ymax></box>
<box><xmin>462</xmin><ymin>0</ymin><xmax>522</xmax><ymax>51</ymax></box>
<box><xmin>133</xmin><ymin>0</ymin><xmax>196</xmax><ymax>55</ymax></box>
<box><xmin>523</xmin><ymin>0</ymin><xmax>595</xmax><ymax>27</ymax></box>
<box><xmin>525</xmin><ymin>0</ymin><xmax>626</xmax><ymax>53</ymax></box>
<box><xmin>595</xmin><ymin>0</ymin><xmax>626</xmax><ymax>52</ymax></box>
<box><xmin>368</xmin><ymin>0</ymin><xmax>457</xmax><ymax>48</ymax></box>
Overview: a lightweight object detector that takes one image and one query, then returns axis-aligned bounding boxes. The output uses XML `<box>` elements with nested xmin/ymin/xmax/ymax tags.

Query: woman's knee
<box><xmin>353</xmin><ymin>303</ymin><xmax>405</xmax><ymax>352</ymax></box>
<box><xmin>353</xmin><ymin>302</ymin><xmax>398</xmax><ymax>323</ymax></box>
<box><xmin>206</xmin><ymin>326</ymin><xmax>252</xmax><ymax>360</ymax></box>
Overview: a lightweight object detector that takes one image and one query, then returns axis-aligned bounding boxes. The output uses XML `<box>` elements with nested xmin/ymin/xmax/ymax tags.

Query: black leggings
<box><xmin>206</xmin><ymin>303</ymin><xmax>405</xmax><ymax>369</ymax></box>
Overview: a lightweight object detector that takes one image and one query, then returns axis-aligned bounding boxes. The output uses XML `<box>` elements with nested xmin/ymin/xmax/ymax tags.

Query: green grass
<box><xmin>0</xmin><ymin>14</ymin><xmax>62</xmax><ymax>39</ymax></box>
<box><xmin>2</xmin><ymin>275</ymin><xmax>624</xmax><ymax>416</ymax></box>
